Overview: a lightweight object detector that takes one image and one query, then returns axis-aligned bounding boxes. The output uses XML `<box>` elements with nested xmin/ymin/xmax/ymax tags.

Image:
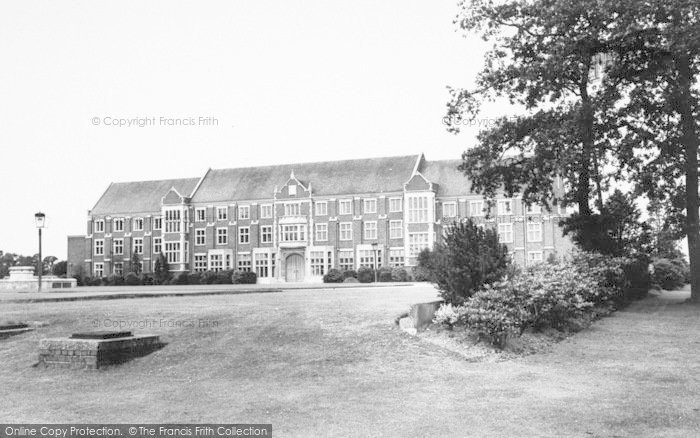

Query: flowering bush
<box><xmin>432</xmin><ymin>252</ymin><xmax>652</xmax><ymax>348</ymax></box>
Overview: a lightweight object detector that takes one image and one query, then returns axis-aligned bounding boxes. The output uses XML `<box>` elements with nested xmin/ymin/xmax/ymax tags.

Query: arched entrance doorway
<box><xmin>285</xmin><ymin>254</ymin><xmax>305</xmax><ymax>282</ymax></box>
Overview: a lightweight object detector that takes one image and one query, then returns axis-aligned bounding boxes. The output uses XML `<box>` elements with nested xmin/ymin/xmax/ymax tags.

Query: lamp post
<box><xmin>371</xmin><ymin>242</ymin><xmax>379</xmax><ymax>283</ymax></box>
<box><xmin>34</xmin><ymin>212</ymin><xmax>46</xmax><ymax>292</ymax></box>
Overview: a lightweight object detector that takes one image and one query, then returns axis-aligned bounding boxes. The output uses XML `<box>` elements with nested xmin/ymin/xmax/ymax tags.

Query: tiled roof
<box><xmin>419</xmin><ymin>159</ymin><xmax>472</xmax><ymax>197</ymax></box>
<box><xmin>191</xmin><ymin>155</ymin><xmax>420</xmax><ymax>203</ymax></box>
<box><xmin>91</xmin><ymin>178</ymin><xmax>201</xmax><ymax>215</ymax></box>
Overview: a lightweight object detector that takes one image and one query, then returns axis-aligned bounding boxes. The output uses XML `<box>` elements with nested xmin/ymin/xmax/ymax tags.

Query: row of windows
<box><xmin>92</xmin><ymin>199</ymin><xmax>553</xmax><ymax>235</ymax></box>
<box><xmin>194</xmin><ymin>198</ymin><xmax>405</xmax><ymax>222</ymax></box>
<box><xmin>93</xmin><ymin>247</ymin><xmax>547</xmax><ymax>278</ymax></box>
<box><xmin>93</xmin><ymin>221</ymin><xmax>546</xmax><ymax>256</ymax></box>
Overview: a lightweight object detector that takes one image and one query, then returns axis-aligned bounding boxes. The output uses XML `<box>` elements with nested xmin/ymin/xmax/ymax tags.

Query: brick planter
<box><xmin>38</xmin><ymin>334</ymin><xmax>161</xmax><ymax>370</ymax></box>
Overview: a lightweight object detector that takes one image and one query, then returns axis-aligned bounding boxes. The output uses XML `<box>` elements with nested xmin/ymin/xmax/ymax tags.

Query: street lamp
<box><xmin>371</xmin><ymin>242</ymin><xmax>379</xmax><ymax>283</ymax></box>
<box><xmin>35</xmin><ymin>212</ymin><xmax>45</xmax><ymax>292</ymax></box>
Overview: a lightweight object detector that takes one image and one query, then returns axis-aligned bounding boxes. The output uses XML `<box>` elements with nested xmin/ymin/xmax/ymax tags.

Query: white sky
<box><xmin>0</xmin><ymin>1</ymin><xmax>505</xmax><ymax>259</ymax></box>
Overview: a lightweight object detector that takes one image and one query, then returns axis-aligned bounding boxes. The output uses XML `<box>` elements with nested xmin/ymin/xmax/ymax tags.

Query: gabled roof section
<box><xmin>191</xmin><ymin>155</ymin><xmax>419</xmax><ymax>203</ymax></box>
<box><xmin>91</xmin><ymin>177</ymin><xmax>200</xmax><ymax>215</ymax></box>
<box><xmin>418</xmin><ymin>159</ymin><xmax>473</xmax><ymax>197</ymax></box>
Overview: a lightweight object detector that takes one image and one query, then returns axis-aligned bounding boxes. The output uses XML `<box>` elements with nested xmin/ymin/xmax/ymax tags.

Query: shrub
<box><xmin>410</xmin><ymin>265</ymin><xmax>433</xmax><ymax>282</ymax></box>
<box><xmin>460</xmin><ymin>285</ymin><xmax>530</xmax><ymax>347</ymax></box>
<box><xmin>124</xmin><ymin>272</ymin><xmax>141</xmax><ymax>286</ymax></box>
<box><xmin>323</xmin><ymin>268</ymin><xmax>344</xmax><ymax>283</ymax></box>
<box><xmin>232</xmin><ymin>270</ymin><xmax>257</xmax><ymax>284</ymax></box>
<box><xmin>417</xmin><ymin>219</ymin><xmax>510</xmax><ymax>304</ymax></box>
<box><xmin>343</xmin><ymin>277</ymin><xmax>359</xmax><ymax>283</ymax></box>
<box><xmin>140</xmin><ymin>273</ymin><xmax>155</xmax><ymax>285</ymax></box>
<box><xmin>434</xmin><ymin>252</ymin><xmax>652</xmax><ymax>348</ymax></box>
<box><xmin>174</xmin><ymin>272</ymin><xmax>189</xmax><ymax>285</ymax></box>
<box><xmin>391</xmin><ymin>267</ymin><xmax>410</xmax><ymax>282</ymax></box>
<box><xmin>215</xmin><ymin>270</ymin><xmax>233</xmax><ymax>284</ymax></box>
<box><xmin>200</xmin><ymin>271</ymin><xmax>217</xmax><ymax>284</ymax></box>
<box><xmin>342</xmin><ymin>270</ymin><xmax>357</xmax><ymax>279</ymax></box>
<box><xmin>378</xmin><ymin>267</ymin><xmax>393</xmax><ymax>282</ymax></box>
<box><xmin>357</xmin><ymin>266</ymin><xmax>375</xmax><ymax>283</ymax></box>
<box><xmin>187</xmin><ymin>272</ymin><xmax>202</xmax><ymax>285</ymax></box>
<box><xmin>652</xmin><ymin>258</ymin><xmax>686</xmax><ymax>290</ymax></box>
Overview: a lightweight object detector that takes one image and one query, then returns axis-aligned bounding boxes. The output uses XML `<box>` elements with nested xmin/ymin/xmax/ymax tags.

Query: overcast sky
<box><xmin>0</xmin><ymin>1</ymin><xmax>505</xmax><ymax>259</ymax></box>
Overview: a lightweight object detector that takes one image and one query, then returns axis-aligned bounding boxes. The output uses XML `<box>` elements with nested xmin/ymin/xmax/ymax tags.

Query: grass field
<box><xmin>1</xmin><ymin>284</ymin><xmax>699</xmax><ymax>437</ymax></box>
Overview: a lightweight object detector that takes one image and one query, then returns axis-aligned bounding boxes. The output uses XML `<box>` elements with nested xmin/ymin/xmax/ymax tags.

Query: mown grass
<box><xmin>1</xmin><ymin>285</ymin><xmax>699</xmax><ymax>437</ymax></box>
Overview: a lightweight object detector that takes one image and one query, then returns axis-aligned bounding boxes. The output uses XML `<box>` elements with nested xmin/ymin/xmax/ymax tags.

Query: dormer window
<box><xmin>288</xmin><ymin>185</ymin><xmax>297</xmax><ymax>196</ymax></box>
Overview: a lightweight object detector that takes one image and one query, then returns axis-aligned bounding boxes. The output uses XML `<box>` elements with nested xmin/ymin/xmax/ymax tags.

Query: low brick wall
<box><xmin>38</xmin><ymin>335</ymin><xmax>161</xmax><ymax>370</ymax></box>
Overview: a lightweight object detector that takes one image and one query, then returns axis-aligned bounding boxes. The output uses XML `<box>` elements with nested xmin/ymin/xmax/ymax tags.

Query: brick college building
<box><xmin>67</xmin><ymin>154</ymin><xmax>573</xmax><ymax>282</ymax></box>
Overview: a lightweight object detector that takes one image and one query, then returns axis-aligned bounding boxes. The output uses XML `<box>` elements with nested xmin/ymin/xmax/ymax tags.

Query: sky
<box><xmin>0</xmin><ymin>1</ymin><xmax>505</xmax><ymax>259</ymax></box>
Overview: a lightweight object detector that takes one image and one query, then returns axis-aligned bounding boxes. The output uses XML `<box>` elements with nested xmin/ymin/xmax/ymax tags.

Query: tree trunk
<box><xmin>578</xmin><ymin>71</ymin><xmax>594</xmax><ymax>217</ymax></box>
<box><xmin>676</xmin><ymin>54</ymin><xmax>700</xmax><ymax>302</ymax></box>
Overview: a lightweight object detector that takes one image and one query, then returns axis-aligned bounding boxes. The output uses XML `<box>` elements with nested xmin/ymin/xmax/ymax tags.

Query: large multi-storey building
<box><xmin>67</xmin><ymin>154</ymin><xmax>573</xmax><ymax>282</ymax></box>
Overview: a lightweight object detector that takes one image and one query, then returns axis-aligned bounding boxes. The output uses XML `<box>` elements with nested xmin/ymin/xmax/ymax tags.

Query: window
<box><xmin>284</xmin><ymin>203</ymin><xmax>301</xmax><ymax>216</ymax></box>
<box><xmin>153</xmin><ymin>216</ymin><xmax>162</xmax><ymax>230</ymax></box>
<box><xmin>288</xmin><ymin>185</ymin><xmax>297</xmax><ymax>196</ymax></box>
<box><xmin>133</xmin><ymin>218</ymin><xmax>144</xmax><ymax>231</ymax></box>
<box><xmin>217</xmin><ymin>206</ymin><xmax>228</xmax><ymax>221</ymax></box>
<box><xmin>364</xmin><ymin>221</ymin><xmax>377</xmax><ymax>240</ymax></box>
<box><xmin>527</xmin><ymin>222</ymin><xmax>543</xmax><ymax>242</ymax></box>
<box><xmin>113</xmin><ymin>262</ymin><xmax>123</xmax><ymax>276</ymax></box>
<box><xmin>339</xmin><ymin>222</ymin><xmax>353</xmax><ymax>241</ymax></box>
<box><xmin>113</xmin><ymin>218</ymin><xmax>124</xmax><ymax>232</ymax></box>
<box><xmin>217</xmin><ymin>228</ymin><xmax>228</xmax><ymax>245</ymax></box>
<box><xmin>113</xmin><ymin>239</ymin><xmax>124</xmax><ymax>255</ymax></box>
<box><xmin>195</xmin><ymin>229</ymin><xmax>206</xmax><ymax>246</ymax></box>
<box><xmin>407</xmin><ymin>196</ymin><xmax>429</xmax><ymax>223</ymax></box>
<box><xmin>165</xmin><ymin>209</ymin><xmax>181</xmax><ymax>233</ymax></box>
<box><xmin>93</xmin><ymin>263</ymin><xmax>104</xmax><ymax>277</ymax></box>
<box><xmin>498</xmin><ymin>199</ymin><xmax>513</xmax><ymax>215</ymax></box>
<box><xmin>153</xmin><ymin>237</ymin><xmax>162</xmax><ymax>254</ymax></box>
<box><xmin>260</xmin><ymin>225</ymin><xmax>273</xmax><ymax>243</ymax></box>
<box><xmin>260</xmin><ymin>204</ymin><xmax>273</xmax><ymax>219</ymax></box>
<box><xmin>359</xmin><ymin>249</ymin><xmax>382</xmax><ymax>268</ymax></box>
<box><xmin>281</xmin><ymin>224</ymin><xmax>306</xmax><ymax>242</ymax></box>
<box><xmin>238</xmin><ymin>205</ymin><xmax>250</xmax><ymax>220</ymax></box>
<box><xmin>339</xmin><ymin>250</ymin><xmax>354</xmax><ymax>271</ymax></box>
<box><xmin>237</xmin><ymin>253</ymin><xmax>252</xmax><ymax>272</ymax></box>
<box><xmin>315</xmin><ymin>201</ymin><xmax>328</xmax><ymax>216</ymax></box>
<box><xmin>363</xmin><ymin>199</ymin><xmax>377</xmax><ymax>214</ymax></box>
<box><xmin>209</xmin><ymin>254</ymin><xmax>223</xmax><ymax>272</ymax></box>
<box><xmin>94</xmin><ymin>239</ymin><xmax>104</xmax><ymax>256</ymax></box>
<box><xmin>239</xmin><ymin>227</ymin><xmax>250</xmax><ymax>244</ymax></box>
<box><xmin>193</xmin><ymin>254</ymin><xmax>207</xmax><ymax>272</ymax></box>
<box><xmin>526</xmin><ymin>204</ymin><xmax>542</xmax><ymax>214</ymax></box>
<box><xmin>443</xmin><ymin>202</ymin><xmax>457</xmax><ymax>218</ymax></box>
<box><xmin>470</xmin><ymin>200</ymin><xmax>485</xmax><ymax>217</ymax></box>
<box><xmin>94</xmin><ymin>220</ymin><xmax>105</xmax><ymax>233</ymax></box>
<box><xmin>389</xmin><ymin>249</ymin><xmax>405</xmax><ymax>267</ymax></box>
<box><xmin>389</xmin><ymin>220</ymin><xmax>403</xmax><ymax>239</ymax></box>
<box><xmin>133</xmin><ymin>238</ymin><xmax>143</xmax><ymax>254</ymax></box>
<box><xmin>498</xmin><ymin>223</ymin><xmax>513</xmax><ymax>243</ymax></box>
<box><xmin>165</xmin><ymin>242</ymin><xmax>180</xmax><ymax>264</ymax></box>
<box><xmin>389</xmin><ymin>197</ymin><xmax>403</xmax><ymax>213</ymax></box>
<box><xmin>528</xmin><ymin>251</ymin><xmax>544</xmax><ymax>263</ymax></box>
<box><xmin>408</xmin><ymin>233</ymin><xmax>430</xmax><ymax>258</ymax></box>
<box><xmin>255</xmin><ymin>253</ymin><xmax>274</xmax><ymax>278</ymax></box>
<box><xmin>339</xmin><ymin>199</ymin><xmax>352</xmax><ymax>215</ymax></box>
<box><xmin>310</xmin><ymin>250</ymin><xmax>332</xmax><ymax>276</ymax></box>
<box><xmin>315</xmin><ymin>223</ymin><xmax>328</xmax><ymax>241</ymax></box>
<box><xmin>195</xmin><ymin>208</ymin><xmax>206</xmax><ymax>222</ymax></box>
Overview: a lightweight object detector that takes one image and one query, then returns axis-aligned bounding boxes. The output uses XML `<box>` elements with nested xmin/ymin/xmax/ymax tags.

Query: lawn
<box><xmin>1</xmin><ymin>284</ymin><xmax>699</xmax><ymax>437</ymax></box>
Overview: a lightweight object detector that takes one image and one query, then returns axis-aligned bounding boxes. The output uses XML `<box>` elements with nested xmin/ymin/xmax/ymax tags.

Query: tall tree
<box><xmin>603</xmin><ymin>0</ymin><xmax>700</xmax><ymax>300</ymax></box>
<box><xmin>447</xmin><ymin>0</ymin><xmax>619</xmax><ymax>214</ymax></box>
